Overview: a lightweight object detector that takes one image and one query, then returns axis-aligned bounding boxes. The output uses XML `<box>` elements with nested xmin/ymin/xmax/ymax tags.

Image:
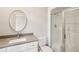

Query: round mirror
<box><xmin>9</xmin><ymin>10</ymin><xmax>27</xmax><ymax>34</ymax></box>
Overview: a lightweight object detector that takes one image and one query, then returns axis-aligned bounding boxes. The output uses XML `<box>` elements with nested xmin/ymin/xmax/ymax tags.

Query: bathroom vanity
<box><xmin>0</xmin><ymin>10</ymin><xmax>39</xmax><ymax>52</ymax></box>
<box><xmin>0</xmin><ymin>33</ymin><xmax>39</xmax><ymax>52</ymax></box>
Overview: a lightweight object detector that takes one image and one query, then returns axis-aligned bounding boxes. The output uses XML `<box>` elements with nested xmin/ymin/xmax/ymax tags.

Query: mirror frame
<box><xmin>9</xmin><ymin>10</ymin><xmax>27</xmax><ymax>33</ymax></box>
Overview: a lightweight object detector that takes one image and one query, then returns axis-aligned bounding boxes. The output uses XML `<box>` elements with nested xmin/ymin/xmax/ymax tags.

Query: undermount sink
<box><xmin>9</xmin><ymin>38</ymin><xmax>26</xmax><ymax>44</ymax></box>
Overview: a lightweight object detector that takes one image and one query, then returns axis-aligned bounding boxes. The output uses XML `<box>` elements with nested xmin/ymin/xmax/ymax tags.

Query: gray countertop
<box><xmin>0</xmin><ymin>33</ymin><xmax>38</xmax><ymax>49</ymax></box>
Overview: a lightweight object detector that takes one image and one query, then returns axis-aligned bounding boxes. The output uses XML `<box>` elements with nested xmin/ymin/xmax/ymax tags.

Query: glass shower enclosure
<box><xmin>51</xmin><ymin>7</ymin><xmax>79</xmax><ymax>52</ymax></box>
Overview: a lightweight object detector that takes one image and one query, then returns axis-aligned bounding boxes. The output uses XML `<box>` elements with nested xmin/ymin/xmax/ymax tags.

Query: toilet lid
<box><xmin>41</xmin><ymin>46</ymin><xmax>53</xmax><ymax>52</ymax></box>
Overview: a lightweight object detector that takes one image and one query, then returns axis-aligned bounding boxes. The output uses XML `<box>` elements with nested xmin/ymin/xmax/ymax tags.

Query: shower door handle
<box><xmin>54</xmin><ymin>24</ymin><xmax>57</xmax><ymax>28</ymax></box>
<box><xmin>64</xmin><ymin>34</ymin><xmax>66</xmax><ymax>39</ymax></box>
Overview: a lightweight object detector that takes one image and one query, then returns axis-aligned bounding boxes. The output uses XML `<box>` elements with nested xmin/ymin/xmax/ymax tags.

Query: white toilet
<box><xmin>38</xmin><ymin>38</ymin><xmax>53</xmax><ymax>52</ymax></box>
<box><xmin>39</xmin><ymin>41</ymin><xmax>53</xmax><ymax>52</ymax></box>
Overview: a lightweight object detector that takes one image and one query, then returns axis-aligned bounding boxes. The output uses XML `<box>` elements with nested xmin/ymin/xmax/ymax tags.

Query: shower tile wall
<box><xmin>65</xmin><ymin>8</ymin><xmax>79</xmax><ymax>52</ymax></box>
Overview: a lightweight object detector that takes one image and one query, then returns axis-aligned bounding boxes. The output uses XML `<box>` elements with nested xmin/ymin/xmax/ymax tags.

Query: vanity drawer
<box><xmin>19</xmin><ymin>48</ymin><xmax>38</xmax><ymax>52</ymax></box>
<box><xmin>25</xmin><ymin>42</ymin><xmax>38</xmax><ymax>49</ymax></box>
<box><xmin>7</xmin><ymin>43</ymin><xmax>26</xmax><ymax>52</ymax></box>
<box><xmin>26</xmin><ymin>48</ymin><xmax>38</xmax><ymax>52</ymax></box>
<box><xmin>0</xmin><ymin>48</ymin><xmax>6</xmax><ymax>52</ymax></box>
<box><xmin>7</xmin><ymin>42</ymin><xmax>38</xmax><ymax>52</ymax></box>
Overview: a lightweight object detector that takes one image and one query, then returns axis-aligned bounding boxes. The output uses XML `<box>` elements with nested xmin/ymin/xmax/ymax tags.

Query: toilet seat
<box><xmin>40</xmin><ymin>46</ymin><xmax>53</xmax><ymax>52</ymax></box>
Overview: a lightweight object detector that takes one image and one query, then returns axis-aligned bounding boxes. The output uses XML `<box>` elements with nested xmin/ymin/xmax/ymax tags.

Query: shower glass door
<box><xmin>51</xmin><ymin>12</ymin><xmax>63</xmax><ymax>52</ymax></box>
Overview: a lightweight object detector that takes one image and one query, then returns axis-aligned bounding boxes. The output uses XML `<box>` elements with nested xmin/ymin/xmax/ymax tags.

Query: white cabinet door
<box><xmin>7</xmin><ymin>42</ymin><xmax>38</xmax><ymax>52</ymax></box>
<box><xmin>26</xmin><ymin>48</ymin><xmax>38</xmax><ymax>52</ymax></box>
<box><xmin>7</xmin><ymin>44</ymin><xmax>27</xmax><ymax>52</ymax></box>
<box><xmin>19</xmin><ymin>48</ymin><xmax>38</xmax><ymax>52</ymax></box>
<box><xmin>0</xmin><ymin>48</ymin><xmax>6</xmax><ymax>52</ymax></box>
<box><xmin>26</xmin><ymin>42</ymin><xmax>38</xmax><ymax>49</ymax></box>
<box><xmin>7</xmin><ymin>46</ymin><xmax>20</xmax><ymax>52</ymax></box>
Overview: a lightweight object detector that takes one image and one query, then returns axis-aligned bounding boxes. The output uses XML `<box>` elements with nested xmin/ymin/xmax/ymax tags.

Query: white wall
<box><xmin>0</xmin><ymin>7</ymin><xmax>48</xmax><ymax>39</ymax></box>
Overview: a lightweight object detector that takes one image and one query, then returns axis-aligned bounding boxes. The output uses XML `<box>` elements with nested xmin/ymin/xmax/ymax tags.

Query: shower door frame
<box><xmin>50</xmin><ymin>9</ymin><xmax>66</xmax><ymax>52</ymax></box>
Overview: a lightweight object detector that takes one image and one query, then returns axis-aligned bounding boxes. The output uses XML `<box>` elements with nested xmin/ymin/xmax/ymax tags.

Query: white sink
<box><xmin>9</xmin><ymin>38</ymin><xmax>26</xmax><ymax>44</ymax></box>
